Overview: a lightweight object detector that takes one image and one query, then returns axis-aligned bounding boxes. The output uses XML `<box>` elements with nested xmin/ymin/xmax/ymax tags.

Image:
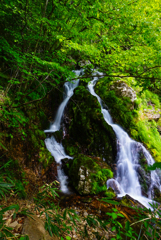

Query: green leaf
<box><xmin>106</xmin><ymin>212</ymin><xmax>112</xmax><ymax>216</ymax></box>
<box><xmin>19</xmin><ymin>236</ymin><xmax>29</xmax><ymax>240</ymax></box>
<box><xmin>146</xmin><ymin>231</ymin><xmax>152</xmax><ymax>237</ymax></box>
<box><xmin>112</xmin><ymin>208</ymin><xmax>118</xmax><ymax>212</ymax></box>
<box><xmin>117</xmin><ymin>222</ymin><xmax>123</xmax><ymax>228</ymax></box>
<box><xmin>0</xmin><ymin>182</ymin><xmax>14</xmax><ymax>188</ymax></box>
<box><xmin>1</xmin><ymin>204</ymin><xmax>19</xmax><ymax>213</ymax></box>
<box><xmin>125</xmin><ymin>221</ymin><xmax>130</xmax><ymax>231</ymax></box>
<box><xmin>144</xmin><ymin>221</ymin><xmax>148</xmax><ymax>228</ymax></box>
<box><xmin>0</xmin><ymin>142</ymin><xmax>7</xmax><ymax>150</ymax></box>
<box><xmin>13</xmin><ymin>212</ymin><xmax>16</xmax><ymax>220</ymax></box>
<box><xmin>117</xmin><ymin>213</ymin><xmax>125</xmax><ymax>218</ymax></box>
<box><xmin>66</xmin><ymin>237</ymin><xmax>71</xmax><ymax>240</ymax></box>
<box><xmin>112</xmin><ymin>212</ymin><xmax>117</xmax><ymax>220</ymax></box>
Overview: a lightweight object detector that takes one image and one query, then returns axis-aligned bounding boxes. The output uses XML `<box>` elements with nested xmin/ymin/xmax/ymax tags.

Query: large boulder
<box><xmin>142</xmin><ymin>108</ymin><xmax>160</xmax><ymax>121</ymax></box>
<box><xmin>22</xmin><ymin>215</ymin><xmax>59</xmax><ymax>240</ymax></box>
<box><xmin>63</xmin><ymin>85</ymin><xmax>117</xmax><ymax>166</ymax></box>
<box><xmin>66</xmin><ymin>154</ymin><xmax>114</xmax><ymax>195</ymax></box>
<box><xmin>110</xmin><ymin>80</ymin><xmax>136</xmax><ymax>105</ymax></box>
<box><xmin>120</xmin><ymin>194</ymin><xmax>146</xmax><ymax>209</ymax></box>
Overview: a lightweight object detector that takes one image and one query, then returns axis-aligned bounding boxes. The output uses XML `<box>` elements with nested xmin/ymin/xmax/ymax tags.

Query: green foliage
<box><xmin>130</xmin><ymin>202</ymin><xmax>161</xmax><ymax>240</ymax></box>
<box><xmin>91</xmin><ymin>182</ymin><xmax>107</xmax><ymax>195</ymax></box>
<box><xmin>0</xmin><ymin>205</ymin><xmax>19</xmax><ymax>240</ymax></box>
<box><xmin>65</xmin><ymin>145</ymin><xmax>79</xmax><ymax>156</ymax></box>
<box><xmin>100</xmin><ymin>198</ymin><xmax>120</xmax><ymax>205</ymax></box>
<box><xmin>148</xmin><ymin>162</ymin><xmax>161</xmax><ymax>170</ymax></box>
<box><xmin>136</xmin><ymin>120</ymin><xmax>161</xmax><ymax>161</ymax></box>
<box><xmin>14</xmin><ymin>180</ymin><xmax>27</xmax><ymax>199</ymax></box>
<box><xmin>134</xmin><ymin>90</ymin><xmax>161</xmax><ymax>161</ymax></box>
<box><xmin>103</xmin><ymin>190</ymin><xmax>116</xmax><ymax>199</ymax></box>
<box><xmin>38</xmin><ymin>147</ymin><xmax>53</xmax><ymax>167</ymax></box>
<box><xmin>91</xmin><ymin>169</ymin><xmax>113</xmax><ymax>194</ymax></box>
<box><xmin>141</xmin><ymin>90</ymin><xmax>160</xmax><ymax>108</ymax></box>
<box><xmin>0</xmin><ymin>159</ymin><xmax>28</xmax><ymax>199</ymax></box>
<box><xmin>0</xmin><ymin>92</ymin><xmax>28</xmax><ymax>127</ymax></box>
<box><xmin>0</xmin><ymin>178</ymin><xmax>13</xmax><ymax>200</ymax></box>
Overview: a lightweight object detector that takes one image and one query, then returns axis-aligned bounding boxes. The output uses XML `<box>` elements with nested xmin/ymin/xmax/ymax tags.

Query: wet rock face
<box><xmin>121</xmin><ymin>194</ymin><xmax>145</xmax><ymax>209</ymax></box>
<box><xmin>136</xmin><ymin>146</ymin><xmax>154</xmax><ymax>197</ymax></box>
<box><xmin>66</xmin><ymin>154</ymin><xmax>113</xmax><ymax>195</ymax></box>
<box><xmin>136</xmin><ymin>166</ymin><xmax>151</xmax><ymax>197</ymax></box>
<box><xmin>107</xmin><ymin>179</ymin><xmax>121</xmax><ymax>194</ymax></box>
<box><xmin>110</xmin><ymin>81</ymin><xmax>137</xmax><ymax>103</ymax></box>
<box><xmin>77</xmin><ymin>166</ymin><xmax>92</xmax><ymax>194</ymax></box>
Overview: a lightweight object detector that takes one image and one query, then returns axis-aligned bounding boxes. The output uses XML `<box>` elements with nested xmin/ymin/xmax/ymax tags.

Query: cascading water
<box><xmin>44</xmin><ymin>68</ymin><xmax>160</xmax><ymax>207</ymax></box>
<box><xmin>87</xmin><ymin>72</ymin><xmax>161</xmax><ymax>208</ymax></box>
<box><xmin>44</xmin><ymin>72</ymin><xmax>80</xmax><ymax>193</ymax></box>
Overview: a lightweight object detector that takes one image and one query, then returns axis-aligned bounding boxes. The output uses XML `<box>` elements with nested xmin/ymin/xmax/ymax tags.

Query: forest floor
<box><xmin>1</xmin><ymin>186</ymin><xmax>141</xmax><ymax>240</ymax></box>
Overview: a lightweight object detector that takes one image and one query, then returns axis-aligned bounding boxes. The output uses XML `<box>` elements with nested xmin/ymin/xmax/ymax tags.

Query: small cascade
<box><xmin>44</xmin><ymin>72</ymin><xmax>80</xmax><ymax>193</ymax></box>
<box><xmin>88</xmin><ymin>72</ymin><xmax>161</xmax><ymax>208</ymax></box>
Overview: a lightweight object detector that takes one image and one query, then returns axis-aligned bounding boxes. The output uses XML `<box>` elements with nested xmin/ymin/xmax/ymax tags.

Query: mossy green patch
<box><xmin>38</xmin><ymin>147</ymin><xmax>53</xmax><ymax>168</ymax></box>
<box><xmin>103</xmin><ymin>187</ymin><xmax>116</xmax><ymax>198</ymax></box>
<box><xmin>66</xmin><ymin>154</ymin><xmax>113</xmax><ymax>195</ymax></box>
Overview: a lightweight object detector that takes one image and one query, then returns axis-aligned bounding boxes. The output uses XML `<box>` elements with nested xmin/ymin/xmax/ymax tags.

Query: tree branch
<box><xmin>70</xmin><ymin>73</ymin><xmax>161</xmax><ymax>81</ymax></box>
<box><xmin>139</xmin><ymin>66</ymin><xmax>161</xmax><ymax>76</ymax></box>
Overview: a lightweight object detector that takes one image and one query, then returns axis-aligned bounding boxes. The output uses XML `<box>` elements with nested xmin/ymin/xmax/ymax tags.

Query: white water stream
<box><xmin>88</xmin><ymin>73</ymin><xmax>161</xmax><ymax>209</ymax></box>
<box><xmin>44</xmin><ymin>72</ymin><xmax>80</xmax><ymax>193</ymax></box>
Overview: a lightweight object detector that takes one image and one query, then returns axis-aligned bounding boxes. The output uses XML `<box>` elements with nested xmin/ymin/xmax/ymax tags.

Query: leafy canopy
<box><xmin>0</xmin><ymin>0</ymin><xmax>161</xmax><ymax>107</ymax></box>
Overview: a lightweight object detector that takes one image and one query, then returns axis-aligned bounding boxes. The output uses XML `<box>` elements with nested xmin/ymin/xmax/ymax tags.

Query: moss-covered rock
<box><xmin>95</xmin><ymin>78</ymin><xmax>137</xmax><ymax>130</ymax></box>
<box><xmin>63</xmin><ymin>85</ymin><xmax>117</xmax><ymax>165</ymax></box>
<box><xmin>104</xmin><ymin>187</ymin><xmax>116</xmax><ymax>198</ymax></box>
<box><xmin>110</xmin><ymin>80</ymin><xmax>136</xmax><ymax>109</ymax></box>
<box><xmin>120</xmin><ymin>194</ymin><xmax>145</xmax><ymax>209</ymax></box>
<box><xmin>66</xmin><ymin>154</ymin><xmax>113</xmax><ymax>195</ymax></box>
<box><xmin>153</xmin><ymin>187</ymin><xmax>161</xmax><ymax>202</ymax></box>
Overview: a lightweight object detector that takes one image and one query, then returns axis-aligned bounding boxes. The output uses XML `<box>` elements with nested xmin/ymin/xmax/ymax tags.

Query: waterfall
<box><xmin>44</xmin><ymin>68</ymin><xmax>160</xmax><ymax>208</ymax></box>
<box><xmin>44</xmin><ymin>72</ymin><xmax>80</xmax><ymax>193</ymax></box>
<box><xmin>87</xmin><ymin>72</ymin><xmax>161</xmax><ymax>209</ymax></box>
